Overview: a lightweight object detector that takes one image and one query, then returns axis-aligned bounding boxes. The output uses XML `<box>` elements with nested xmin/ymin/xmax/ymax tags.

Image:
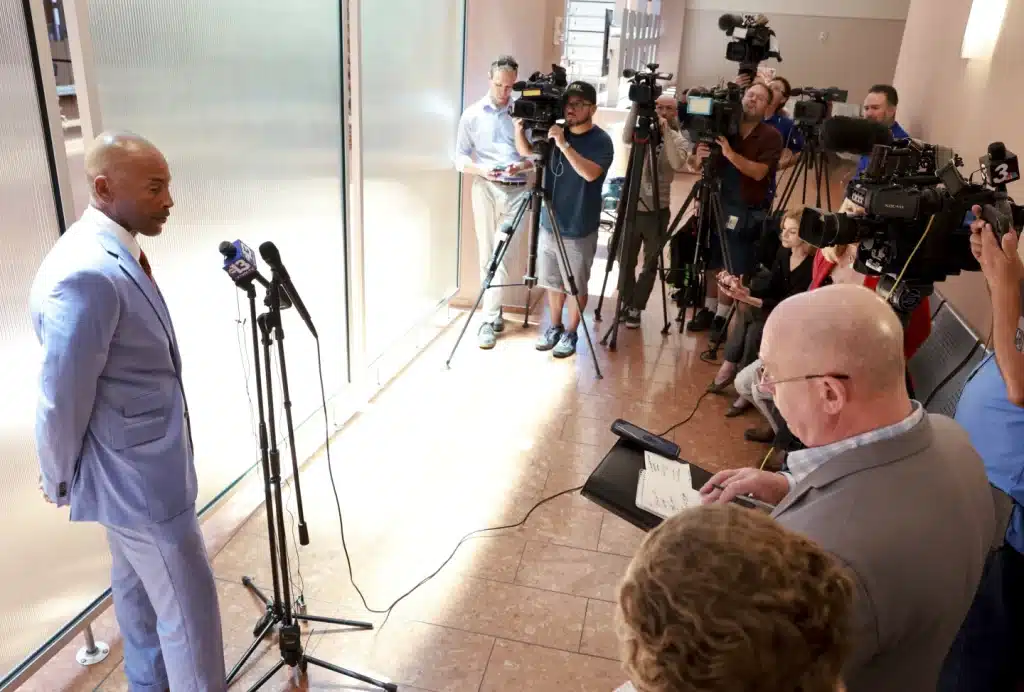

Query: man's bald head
<box><xmin>85</xmin><ymin>131</ymin><xmax>173</xmax><ymax>237</ymax></box>
<box><xmin>655</xmin><ymin>95</ymin><xmax>681</xmax><ymax>129</ymax></box>
<box><xmin>761</xmin><ymin>284</ymin><xmax>911</xmax><ymax>448</ymax></box>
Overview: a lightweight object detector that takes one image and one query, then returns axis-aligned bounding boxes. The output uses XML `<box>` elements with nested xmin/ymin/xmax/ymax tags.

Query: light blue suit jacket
<box><xmin>31</xmin><ymin>207</ymin><xmax>196</xmax><ymax>527</ymax></box>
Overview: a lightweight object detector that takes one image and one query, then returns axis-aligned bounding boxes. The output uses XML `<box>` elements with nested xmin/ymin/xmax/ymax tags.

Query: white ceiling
<box><xmin>683</xmin><ymin>0</ymin><xmax>912</xmax><ymax>21</ymax></box>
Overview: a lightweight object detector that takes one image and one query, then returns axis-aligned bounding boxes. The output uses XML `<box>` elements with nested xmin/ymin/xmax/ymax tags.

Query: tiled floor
<box><xmin>23</xmin><ymin>179</ymin><xmax>768</xmax><ymax>691</ymax></box>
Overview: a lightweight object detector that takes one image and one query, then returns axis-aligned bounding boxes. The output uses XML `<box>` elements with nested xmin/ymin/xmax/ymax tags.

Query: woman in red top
<box><xmin>810</xmin><ymin>244</ymin><xmax>931</xmax><ymax>360</ymax></box>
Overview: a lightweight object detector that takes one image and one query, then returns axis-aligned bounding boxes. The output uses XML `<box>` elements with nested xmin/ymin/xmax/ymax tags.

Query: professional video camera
<box><xmin>800</xmin><ymin>131</ymin><xmax>1023</xmax><ymax>312</ymax></box>
<box><xmin>511</xmin><ymin>65</ymin><xmax>568</xmax><ymax>130</ymax></box>
<box><xmin>719</xmin><ymin>13</ymin><xmax>782</xmax><ymax>79</ymax></box>
<box><xmin>790</xmin><ymin>86</ymin><xmax>848</xmax><ymax>126</ymax></box>
<box><xmin>624</xmin><ymin>63</ymin><xmax>671</xmax><ymax>110</ymax></box>
<box><xmin>680</xmin><ymin>84</ymin><xmax>743</xmax><ymax>144</ymax></box>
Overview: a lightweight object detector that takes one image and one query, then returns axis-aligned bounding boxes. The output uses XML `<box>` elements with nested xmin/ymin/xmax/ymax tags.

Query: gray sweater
<box><xmin>621</xmin><ymin>104</ymin><xmax>691</xmax><ymax>212</ymax></box>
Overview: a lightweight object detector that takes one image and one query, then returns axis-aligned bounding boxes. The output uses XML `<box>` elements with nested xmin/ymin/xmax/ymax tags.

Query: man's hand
<box><xmin>734</xmin><ymin>73</ymin><xmax>752</xmax><ymax>88</ymax></box>
<box><xmin>484</xmin><ymin>166</ymin><xmax>504</xmax><ymax>181</ymax></box>
<box><xmin>548</xmin><ymin>124</ymin><xmax>568</xmax><ymax>151</ymax></box>
<box><xmin>970</xmin><ymin>204</ymin><xmax>1023</xmax><ymax>290</ymax></box>
<box><xmin>658</xmin><ymin>115</ymin><xmax>669</xmax><ymax>134</ymax></box>
<box><xmin>700</xmin><ymin>467</ymin><xmax>790</xmax><ymax>507</ymax></box>
<box><xmin>838</xmin><ymin>198</ymin><xmax>865</xmax><ymax>216</ymax></box>
<box><xmin>514</xmin><ymin>118</ymin><xmax>525</xmax><ymax>134</ymax></box>
<box><xmin>506</xmin><ymin>161</ymin><xmax>532</xmax><ymax>176</ymax></box>
<box><xmin>695</xmin><ymin>143</ymin><xmax>712</xmax><ymax>161</ymax></box>
<box><xmin>39</xmin><ymin>475</ymin><xmax>55</xmax><ymax>505</ymax></box>
<box><xmin>715</xmin><ymin>136</ymin><xmax>735</xmax><ymax>161</ymax></box>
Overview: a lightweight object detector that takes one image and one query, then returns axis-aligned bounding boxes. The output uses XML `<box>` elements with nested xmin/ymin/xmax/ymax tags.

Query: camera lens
<box><xmin>799</xmin><ymin>208</ymin><xmax>863</xmax><ymax>248</ymax></box>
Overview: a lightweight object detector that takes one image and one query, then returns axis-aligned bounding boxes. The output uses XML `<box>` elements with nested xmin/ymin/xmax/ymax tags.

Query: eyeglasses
<box><xmin>756</xmin><ymin>365</ymin><xmax>850</xmax><ymax>392</ymax></box>
<box><xmin>565</xmin><ymin>100</ymin><xmax>593</xmax><ymax>110</ymax></box>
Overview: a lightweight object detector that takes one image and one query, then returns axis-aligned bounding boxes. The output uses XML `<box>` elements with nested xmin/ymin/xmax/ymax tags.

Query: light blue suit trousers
<box><xmin>106</xmin><ymin>506</ymin><xmax>226</xmax><ymax>692</ymax></box>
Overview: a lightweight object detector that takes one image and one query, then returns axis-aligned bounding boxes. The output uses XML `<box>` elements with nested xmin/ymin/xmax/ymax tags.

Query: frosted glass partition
<box><xmin>359</xmin><ymin>0</ymin><xmax>466</xmax><ymax>361</ymax></box>
<box><xmin>0</xmin><ymin>0</ymin><xmax>108</xmax><ymax>680</ymax></box>
<box><xmin>84</xmin><ymin>0</ymin><xmax>349</xmax><ymax>510</ymax></box>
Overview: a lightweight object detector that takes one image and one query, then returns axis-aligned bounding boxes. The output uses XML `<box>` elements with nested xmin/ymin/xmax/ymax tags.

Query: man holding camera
<box><xmin>455</xmin><ymin>55</ymin><xmax>532</xmax><ymax>350</ymax></box>
<box><xmin>687</xmin><ymin>82</ymin><xmax>783</xmax><ymax>335</ymax></box>
<box><xmin>765</xmin><ymin>76</ymin><xmax>803</xmax><ymax>172</ymax></box>
<box><xmin>939</xmin><ymin>207</ymin><xmax>1024</xmax><ymax>692</ymax></box>
<box><xmin>619</xmin><ymin>94</ymin><xmax>690</xmax><ymax>329</ymax></box>
<box><xmin>513</xmin><ymin>81</ymin><xmax>614</xmax><ymax>358</ymax></box>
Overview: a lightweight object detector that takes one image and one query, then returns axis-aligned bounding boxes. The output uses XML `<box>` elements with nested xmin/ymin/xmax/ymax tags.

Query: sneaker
<box><xmin>552</xmin><ymin>331</ymin><xmax>579</xmax><ymax>358</ymax></box>
<box><xmin>536</xmin><ymin>324</ymin><xmax>565</xmax><ymax>351</ymax></box>
<box><xmin>478</xmin><ymin>322</ymin><xmax>497</xmax><ymax>350</ymax></box>
<box><xmin>710</xmin><ymin>315</ymin><xmax>728</xmax><ymax>340</ymax></box>
<box><xmin>492</xmin><ymin>312</ymin><xmax>505</xmax><ymax>333</ymax></box>
<box><xmin>623</xmin><ymin>307</ymin><xmax>642</xmax><ymax>329</ymax></box>
<box><xmin>687</xmin><ymin>308</ymin><xmax>714</xmax><ymax>332</ymax></box>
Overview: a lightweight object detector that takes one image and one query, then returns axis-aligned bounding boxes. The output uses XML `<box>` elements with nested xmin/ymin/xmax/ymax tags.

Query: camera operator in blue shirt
<box><xmin>856</xmin><ymin>84</ymin><xmax>909</xmax><ymax>176</ymax></box>
<box><xmin>764</xmin><ymin>76</ymin><xmax>803</xmax><ymax>172</ymax></box>
<box><xmin>940</xmin><ymin>206</ymin><xmax>1024</xmax><ymax>692</ymax></box>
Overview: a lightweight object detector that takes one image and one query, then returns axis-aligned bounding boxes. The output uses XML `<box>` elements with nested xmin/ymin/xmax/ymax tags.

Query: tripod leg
<box><xmin>601</xmin><ymin>134</ymin><xmax>649</xmax><ymax>349</ymax></box>
<box><xmin>304</xmin><ymin>655</ymin><xmax>399</xmax><ymax>692</ymax></box>
<box><xmin>541</xmin><ymin>204</ymin><xmax>603</xmax><ymax>379</ymax></box>
<box><xmin>226</xmin><ymin>614</ymin><xmax>279</xmax><ymax>686</ymax></box>
<box><xmin>595</xmin><ymin>162</ymin><xmax>634</xmax><ymax>321</ymax></box>
<box><xmin>658</xmin><ymin>252</ymin><xmax>670</xmax><ymax>335</ymax></box>
<box><xmin>294</xmin><ymin>612</ymin><xmax>374</xmax><ymax>630</ymax></box>
<box><xmin>445</xmin><ymin>192</ymin><xmax>530</xmax><ymax>368</ymax></box>
<box><xmin>244</xmin><ymin>658</ymin><xmax>287</xmax><ymax>692</ymax></box>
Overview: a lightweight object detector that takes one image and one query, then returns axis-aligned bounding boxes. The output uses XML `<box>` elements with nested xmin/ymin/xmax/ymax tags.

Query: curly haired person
<box><xmin>617</xmin><ymin>504</ymin><xmax>854</xmax><ymax>692</ymax></box>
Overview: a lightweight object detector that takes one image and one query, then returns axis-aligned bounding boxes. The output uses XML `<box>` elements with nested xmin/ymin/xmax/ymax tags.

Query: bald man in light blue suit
<box><xmin>30</xmin><ymin>133</ymin><xmax>226</xmax><ymax>692</ymax></box>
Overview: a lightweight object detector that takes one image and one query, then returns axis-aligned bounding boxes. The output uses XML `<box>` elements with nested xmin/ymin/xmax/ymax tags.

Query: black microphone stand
<box><xmin>226</xmin><ymin>275</ymin><xmax>395</xmax><ymax>691</ymax></box>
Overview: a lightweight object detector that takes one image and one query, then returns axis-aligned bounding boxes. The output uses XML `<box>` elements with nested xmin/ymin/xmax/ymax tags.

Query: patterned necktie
<box><xmin>139</xmin><ymin>251</ymin><xmax>156</xmax><ymax>286</ymax></box>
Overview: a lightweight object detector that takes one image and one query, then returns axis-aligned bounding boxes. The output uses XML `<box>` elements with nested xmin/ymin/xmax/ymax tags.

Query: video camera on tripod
<box><xmin>790</xmin><ymin>86</ymin><xmax>848</xmax><ymax>127</ymax></box>
<box><xmin>624</xmin><ymin>63</ymin><xmax>671</xmax><ymax>109</ymax></box>
<box><xmin>511</xmin><ymin>65</ymin><xmax>568</xmax><ymax>141</ymax></box>
<box><xmin>719</xmin><ymin>13</ymin><xmax>783</xmax><ymax>79</ymax></box>
<box><xmin>800</xmin><ymin>131</ymin><xmax>1024</xmax><ymax>314</ymax></box>
<box><xmin>680</xmin><ymin>84</ymin><xmax>743</xmax><ymax>145</ymax></box>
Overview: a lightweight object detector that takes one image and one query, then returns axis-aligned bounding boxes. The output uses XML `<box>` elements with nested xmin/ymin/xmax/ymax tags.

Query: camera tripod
<box><xmin>445</xmin><ymin>138</ymin><xmax>604</xmax><ymax>378</ymax></box>
<box><xmin>226</xmin><ymin>276</ymin><xmax>396</xmax><ymax>691</ymax></box>
<box><xmin>774</xmin><ymin>123</ymin><xmax>834</xmax><ymax>213</ymax></box>
<box><xmin>594</xmin><ymin>106</ymin><xmax>673</xmax><ymax>349</ymax></box>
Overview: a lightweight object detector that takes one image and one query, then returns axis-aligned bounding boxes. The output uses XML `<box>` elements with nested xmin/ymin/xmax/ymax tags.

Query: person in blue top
<box><xmin>513</xmin><ymin>80</ymin><xmax>614</xmax><ymax>359</ymax></box>
<box><xmin>839</xmin><ymin>84</ymin><xmax>910</xmax><ymax>215</ymax></box>
<box><xmin>764</xmin><ymin>76</ymin><xmax>804</xmax><ymax>174</ymax></box>
<box><xmin>856</xmin><ymin>84</ymin><xmax>910</xmax><ymax>177</ymax></box>
<box><xmin>940</xmin><ymin>205</ymin><xmax>1024</xmax><ymax>692</ymax></box>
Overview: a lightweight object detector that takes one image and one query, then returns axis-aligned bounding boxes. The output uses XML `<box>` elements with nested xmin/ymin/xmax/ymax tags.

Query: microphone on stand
<box><xmin>219</xmin><ymin>240</ymin><xmax>292</xmax><ymax>310</ymax></box>
<box><xmin>258</xmin><ymin>241</ymin><xmax>318</xmax><ymax>339</ymax></box>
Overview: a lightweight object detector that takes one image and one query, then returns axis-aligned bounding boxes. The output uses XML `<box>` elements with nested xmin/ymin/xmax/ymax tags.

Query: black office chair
<box><xmin>926</xmin><ymin>346</ymin><xmax>987</xmax><ymax>417</ymax></box>
<box><xmin>908</xmin><ymin>303</ymin><xmax>981</xmax><ymax>405</ymax></box>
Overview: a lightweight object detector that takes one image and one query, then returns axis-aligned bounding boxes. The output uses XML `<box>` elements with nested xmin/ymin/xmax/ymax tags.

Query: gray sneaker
<box><xmin>553</xmin><ymin>331</ymin><xmax>578</xmax><ymax>358</ymax></box>
<box><xmin>536</xmin><ymin>324</ymin><xmax>565</xmax><ymax>351</ymax></box>
<box><xmin>624</xmin><ymin>307</ymin><xmax>642</xmax><ymax>329</ymax></box>
<box><xmin>492</xmin><ymin>314</ymin><xmax>505</xmax><ymax>333</ymax></box>
<box><xmin>478</xmin><ymin>322</ymin><xmax>497</xmax><ymax>350</ymax></box>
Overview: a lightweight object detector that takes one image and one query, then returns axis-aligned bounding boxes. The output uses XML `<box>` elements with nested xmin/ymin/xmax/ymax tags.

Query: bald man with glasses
<box><xmin>701</xmin><ymin>284</ymin><xmax>1002</xmax><ymax>692</ymax></box>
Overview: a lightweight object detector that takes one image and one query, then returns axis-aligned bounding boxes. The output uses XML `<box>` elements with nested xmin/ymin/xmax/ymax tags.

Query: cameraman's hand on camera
<box><xmin>970</xmin><ymin>204</ymin><xmax>1023</xmax><ymax>291</ymax></box>
<box><xmin>734</xmin><ymin>73</ymin><xmax>752</xmax><ymax>88</ymax></box>
<box><xmin>700</xmin><ymin>468</ymin><xmax>789</xmax><ymax>507</ymax></box>
<box><xmin>695</xmin><ymin>143</ymin><xmax>712</xmax><ymax>162</ymax></box>
<box><xmin>715</xmin><ymin>136</ymin><xmax>735</xmax><ymax>160</ymax></box>
<box><xmin>548</xmin><ymin>124</ymin><xmax>568</xmax><ymax>151</ymax></box>
<box><xmin>838</xmin><ymin>198</ymin><xmax>866</xmax><ymax>216</ymax></box>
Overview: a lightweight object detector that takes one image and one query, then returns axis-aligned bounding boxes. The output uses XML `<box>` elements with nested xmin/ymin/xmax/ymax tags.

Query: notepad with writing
<box><xmin>635</xmin><ymin>451</ymin><xmax>702</xmax><ymax>520</ymax></box>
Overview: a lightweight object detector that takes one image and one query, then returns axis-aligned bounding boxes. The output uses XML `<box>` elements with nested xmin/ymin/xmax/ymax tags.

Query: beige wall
<box><xmin>672</xmin><ymin>10</ymin><xmax>904</xmax><ymax>99</ymax></box>
<box><xmin>893</xmin><ymin>0</ymin><xmax>1024</xmax><ymax>335</ymax></box>
<box><xmin>454</xmin><ymin>0</ymin><xmax>562</xmax><ymax>310</ymax></box>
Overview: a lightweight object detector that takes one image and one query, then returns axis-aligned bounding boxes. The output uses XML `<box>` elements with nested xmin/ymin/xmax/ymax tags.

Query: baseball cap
<box><xmin>565</xmin><ymin>81</ymin><xmax>597</xmax><ymax>105</ymax></box>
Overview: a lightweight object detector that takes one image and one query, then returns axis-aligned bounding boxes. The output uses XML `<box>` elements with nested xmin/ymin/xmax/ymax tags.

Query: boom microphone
<box><xmin>218</xmin><ymin>240</ymin><xmax>292</xmax><ymax>309</ymax></box>
<box><xmin>258</xmin><ymin>241</ymin><xmax>317</xmax><ymax>339</ymax></box>
<box><xmin>821</xmin><ymin>116</ymin><xmax>895</xmax><ymax>155</ymax></box>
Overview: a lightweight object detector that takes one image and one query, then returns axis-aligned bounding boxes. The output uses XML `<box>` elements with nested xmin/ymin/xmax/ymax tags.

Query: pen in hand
<box><xmin>712</xmin><ymin>483</ymin><xmax>776</xmax><ymax>512</ymax></box>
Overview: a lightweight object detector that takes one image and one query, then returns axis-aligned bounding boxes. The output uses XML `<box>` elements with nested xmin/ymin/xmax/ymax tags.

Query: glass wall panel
<box><xmin>0</xmin><ymin>0</ymin><xmax>110</xmax><ymax>679</ymax></box>
<box><xmin>359</xmin><ymin>0</ymin><xmax>465</xmax><ymax>361</ymax></box>
<box><xmin>84</xmin><ymin>0</ymin><xmax>349</xmax><ymax>509</ymax></box>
